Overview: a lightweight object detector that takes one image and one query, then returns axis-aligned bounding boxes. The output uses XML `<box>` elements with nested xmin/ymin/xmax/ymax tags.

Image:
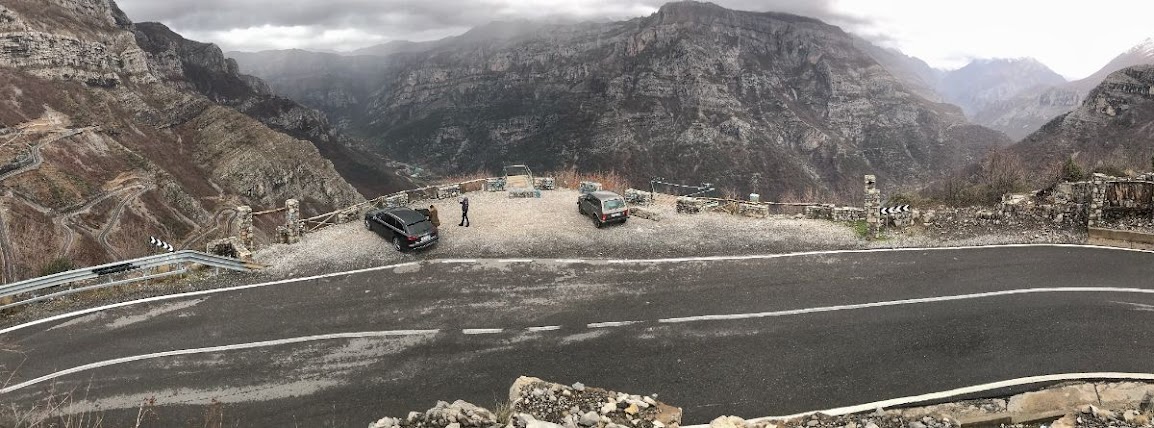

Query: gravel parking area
<box><xmin>252</xmin><ymin>189</ymin><xmax>865</xmax><ymax>277</ymax></box>
<box><xmin>252</xmin><ymin>189</ymin><xmax>1082</xmax><ymax>278</ymax></box>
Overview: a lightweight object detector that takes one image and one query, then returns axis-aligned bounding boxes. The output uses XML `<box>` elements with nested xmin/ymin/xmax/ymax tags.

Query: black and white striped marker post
<box><xmin>149</xmin><ymin>236</ymin><xmax>174</xmax><ymax>252</ymax></box>
<box><xmin>879</xmin><ymin>205</ymin><xmax>911</xmax><ymax>215</ymax></box>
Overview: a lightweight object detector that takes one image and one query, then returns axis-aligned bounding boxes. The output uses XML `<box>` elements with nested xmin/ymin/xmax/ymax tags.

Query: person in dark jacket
<box><xmin>458</xmin><ymin>197</ymin><xmax>470</xmax><ymax>227</ymax></box>
<box><xmin>428</xmin><ymin>205</ymin><xmax>440</xmax><ymax>227</ymax></box>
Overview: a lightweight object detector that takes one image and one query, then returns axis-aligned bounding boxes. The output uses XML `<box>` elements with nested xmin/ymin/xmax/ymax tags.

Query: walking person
<box><xmin>458</xmin><ymin>196</ymin><xmax>470</xmax><ymax>227</ymax></box>
<box><xmin>428</xmin><ymin>205</ymin><xmax>440</xmax><ymax>227</ymax></box>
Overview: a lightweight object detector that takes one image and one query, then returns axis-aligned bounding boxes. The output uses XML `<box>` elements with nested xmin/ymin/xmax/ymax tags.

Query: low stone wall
<box><xmin>1088</xmin><ymin>227</ymin><xmax>1154</xmax><ymax>250</ymax></box>
<box><xmin>804</xmin><ymin>205</ymin><xmax>865</xmax><ymax>222</ymax></box>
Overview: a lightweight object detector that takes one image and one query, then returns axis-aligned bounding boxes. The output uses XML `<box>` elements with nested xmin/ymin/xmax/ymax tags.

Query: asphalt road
<box><xmin>2</xmin><ymin>245</ymin><xmax>1154</xmax><ymax>426</ymax></box>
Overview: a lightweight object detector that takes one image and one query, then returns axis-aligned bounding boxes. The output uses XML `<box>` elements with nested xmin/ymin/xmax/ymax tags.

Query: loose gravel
<box><xmin>252</xmin><ymin>189</ymin><xmax>864</xmax><ymax>278</ymax></box>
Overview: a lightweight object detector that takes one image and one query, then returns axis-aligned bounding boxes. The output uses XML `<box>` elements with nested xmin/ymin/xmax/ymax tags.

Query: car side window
<box><xmin>385</xmin><ymin>215</ymin><xmax>400</xmax><ymax>230</ymax></box>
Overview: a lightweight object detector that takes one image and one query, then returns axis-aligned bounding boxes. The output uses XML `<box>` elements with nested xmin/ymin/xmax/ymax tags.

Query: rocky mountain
<box><xmin>854</xmin><ymin>37</ymin><xmax>944</xmax><ymax>103</ymax></box>
<box><xmin>973</xmin><ymin>39</ymin><xmax>1154</xmax><ymax>140</ymax></box>
<box><xmin>937</xmin><ymin>58</ymin><xmax>1067</xmax><ymax>119</ymax></box>
<box><xmin>0</xmin><ymin>0</ymin><xmax>377</xmax><ymax>282</ymax></box>
<box><xmin>132</xmin><ymin>22</ymin><xmax>412</xmax><ymax>197</ymax></box>
<box><xmin>234</xmin><ymin>1</ymin><xmax>1010</xmax><ymax>200</ymax></box>
<box><xmin>1010</xmin><ymin>64</ymin><xmax>1154</xmax><ymax>181</ymax></box>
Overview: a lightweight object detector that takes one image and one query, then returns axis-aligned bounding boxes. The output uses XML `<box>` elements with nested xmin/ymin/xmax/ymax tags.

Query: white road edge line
<box><xmin>681</xmin><ymin>372</ymin><xmax>1154</xmax><ymax>428</ymax></box>
<box><xmin>588</xmin><ymin>321</ymin><xmax>643</xmax><ymax>328</ymax></box>
<box><xmin>3</xmin><ymin>244</ymin><xmax>1150</xmax><ymax>336</ymax></box>
<box><xmin>526</xmin><ymin>326</ymin><xmax>562</xmax><ymax>332</ymax></box>
<box><xmin>496</xmin><ymin>259</ymin><xmax>534</xmax><ymax>263</ymax></box>
<box><xmin>658</xmin><ymin>287</ymin><xmax>1154</xmax><ymax>324</ymax></box>
<box><xmin>462</xmin><ymin>328</ymin><xmax>503</xmax><ymax>335</ymax></box>
<box><xmin>0</xmin><ymin>329</ymin><xmax>440</xmax><ymax>394</ymax></box>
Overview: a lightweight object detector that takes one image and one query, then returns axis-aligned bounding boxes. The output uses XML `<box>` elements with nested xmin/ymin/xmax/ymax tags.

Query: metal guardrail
<box><xmin>0</xmin><ymin>250</ymin><xmax>263</xmax><ymax>309</ymax></box>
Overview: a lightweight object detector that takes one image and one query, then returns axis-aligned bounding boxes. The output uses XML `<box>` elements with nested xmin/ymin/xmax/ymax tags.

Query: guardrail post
<box><xmin>864</xmin><ymin>175</ymin><xmax>880</xmax><ymax>240</ymax></box>
<box><xmin>284</xmin><ymin>199</ymin><xmax>301</xmax><ymax>244</ymax></box>
<box><xmin>1089</xmin><ymin>174</ymin><xmax>1105</xmax><ymax>228</ymax></box>
<box><xmin>237</xmin><ymin>206</ymin><xmax>254</xmax><ymax>249</ymax></box>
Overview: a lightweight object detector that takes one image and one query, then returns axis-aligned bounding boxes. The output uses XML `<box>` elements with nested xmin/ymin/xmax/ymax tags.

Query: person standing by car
<box><xmin>458</xmin><ymin>196</ymin><xmax>470</xmax><ymax>227</ymax></box>
<box><xmin>428</xmin><ymin>205</ymin><xmax>440</xmax><ymax>227</ymax></box>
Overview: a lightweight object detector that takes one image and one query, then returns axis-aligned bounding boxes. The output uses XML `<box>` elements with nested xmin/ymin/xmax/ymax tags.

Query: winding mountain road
<box><xmin>1</xmin><ymin>245</ymin><xmax>1153</xmax><ymax>426</ymax></box>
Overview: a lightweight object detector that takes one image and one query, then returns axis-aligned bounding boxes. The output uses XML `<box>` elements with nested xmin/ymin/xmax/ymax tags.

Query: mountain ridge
<box><xmin>234</xmin><ymin>0</ymin><xmax>1011</xmax><ymax>200</ymax></box>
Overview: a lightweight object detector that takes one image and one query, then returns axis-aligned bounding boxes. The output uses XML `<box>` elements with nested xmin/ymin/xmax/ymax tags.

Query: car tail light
<box><xmin>407</xmin><ymin>235</ymin><xmax>419</xmax><ymax>241</ymax></box>
<box><xmin>601</xmin><ymin>214</ymin><xmax>607</xmax><ymax>221</ymax></box>
<box><xmin>625</xmin><ymin>209</ymin><xmax>630</xmax><ymax>216</ymax></box>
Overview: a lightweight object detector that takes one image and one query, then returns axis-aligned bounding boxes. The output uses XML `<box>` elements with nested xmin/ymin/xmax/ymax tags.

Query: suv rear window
<box><xmin>407</xmin><ymin>219</ymin><xmax>434</xmax><ymax>235</ymax></box>
<box><xmin>602</xmin><ymin>198</ymin><xmax>625</xmax><ymax>210</ymax></box>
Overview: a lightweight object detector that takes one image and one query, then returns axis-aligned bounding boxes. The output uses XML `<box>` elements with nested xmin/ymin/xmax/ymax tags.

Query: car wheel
<box><xmin>392</xmin><ymin>236</ymin><xmax>403</xmax><ymax>252</ymax></box>
<box><xmin>364</xmin><ymin>219</ymin><xmax>372</xmax><ymax>230</ymax></box>
<box><xmin>593</xmin><ymin>215</ymin><xmax>604</xmax><ymax>229</ymax></box>
<box><xmin>578</xmin><ymin>204</ymin><xmax>584</xmax><ymax>215</ymax></box>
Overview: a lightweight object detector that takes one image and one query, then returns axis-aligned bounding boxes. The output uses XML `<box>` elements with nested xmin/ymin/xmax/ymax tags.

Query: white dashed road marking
<box><xmin>3</xmin><ymin>244</ymin><xmax>1151</xmax><ymax>336</ymax></box>
<box><xmin>462</xmin><ymin>328</ymin><xmax>503</xmax><ymax>335</ymax></box>
<box><xmin>587</xmin><ymin>321</ymin><xmax>643</xmax><ymax>328</ymax></box>
<box><xmin>8</xmin><ymin>286</ymin><xmax>1154</xmax><ymax>397</ymax></box>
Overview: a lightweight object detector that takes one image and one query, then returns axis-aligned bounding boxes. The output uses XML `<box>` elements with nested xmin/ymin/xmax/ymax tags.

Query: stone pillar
<box><xmin>237</xmin><ymin>205</ymin><xmax>254</xmax><ymax>249</ymax></box>
<box><xmin>284</xmin><ymin>199</ymin><xmax>301</xmax><ymax>244</ymax></box>
<box><xmin>1088</xmin><ymin>174</ymin><xmax>1105</xmax><ymax>228</ymax></box>
<box><xmin>863</xmin><ymin>175</ymin><xmax>881</xmax><ymax>239</ymax></box>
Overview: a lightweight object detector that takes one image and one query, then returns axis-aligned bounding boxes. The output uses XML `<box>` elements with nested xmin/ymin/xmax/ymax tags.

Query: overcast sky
<box><xmin>115</xmin><ymin>0</ymin><xmax>1154</xmax><ymax>79</ymax></box>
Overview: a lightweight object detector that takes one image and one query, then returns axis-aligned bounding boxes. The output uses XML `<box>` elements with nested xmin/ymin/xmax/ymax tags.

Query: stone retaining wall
<box><xmin>1088</xmin><ymin>227</ymin><xmax>1154</xmax><ymax>250</ymax></box>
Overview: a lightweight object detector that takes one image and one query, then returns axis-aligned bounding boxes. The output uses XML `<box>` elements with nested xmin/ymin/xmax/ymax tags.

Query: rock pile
<box><xmin>1046</xmin><ymin>404</ymin><xmax>1154</xmax><ymax>428</ymax></box>
<box><xmin>509</xmin><ymin>377</ymin><xmax>682</xmax><ymax>428</ymax></box>
<box><xmin>367</xmin><ymin>377</ymin><xmax>681</xmax><ymax>428</ymax></box>
<box><xmin>369</xmin><ymin>400</ymin><xmax>501</xmax><ymax>428</ymax></box>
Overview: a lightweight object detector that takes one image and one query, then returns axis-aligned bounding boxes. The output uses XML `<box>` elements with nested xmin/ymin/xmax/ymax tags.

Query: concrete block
<box><xmin>579</xmin><ymin>181</ymin><xmax>603</xmax><ymax>194</ymax></box>
<box><xmin>739</xmin><ymin>203</ymin><xmax>769</xmax><ymax>218</ymax></box>
<box><xmin>631</xmin><ymin>207</ymin><xmax>660</xmax><ymax>221</ymax></box>
<box><xmin>486</xmin><ymin>178</ymin><xmax>506</xmax><ymax>192</ymax></box>
<box><xmin>625</xmin><ymin>188</ymin><xmax>654</xmax><ymax>205</ymax></box>
<box><xmin>508</xmin><ymin>189</ymin><xmax>541</xmax><ymax>198</ymax></box>
<box><xmin>534</xmin><ymin>177</ymin><xmax>556</xmax><ymax>190</ymax></box>
<box><xmin>676</xmin><ymin>197</ymin><xmax>706</xmax><ymax>214</ymax></box>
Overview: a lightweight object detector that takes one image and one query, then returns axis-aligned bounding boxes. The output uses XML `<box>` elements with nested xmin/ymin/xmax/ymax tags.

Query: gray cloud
<box><xmin>114</xmin><ymin>0</ymin><xmax>853</xmax><ymax>51</ymax></box>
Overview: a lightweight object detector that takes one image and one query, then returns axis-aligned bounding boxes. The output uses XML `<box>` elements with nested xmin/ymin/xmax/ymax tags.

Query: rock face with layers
<box><xmin>233</xmin><ymin>1</ymin><xmax>1010</xmax><ymax>200</ymax></box>
<box><xmin>1010</xmin><ymin>64</ymin><xmax>1154</xmax><ymax>184</ymax></box>
<box><xmin>0</xmin><ymin>0</ymin><xmax>369</xmax><ymax>281</ymax></box>
<box><xmin>972</xmin><ymin>39</ymin><xmax>1154</xmax><ymax>140</ymax></box>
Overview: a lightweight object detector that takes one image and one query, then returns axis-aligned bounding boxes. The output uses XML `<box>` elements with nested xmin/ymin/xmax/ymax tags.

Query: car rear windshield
<box><xmin>603</xmin><ymin>198</ymin><xmax>625</xmax><ymax>210</ymax></box>
<box><xmin>407</xmin><ymin>220</ymin><xmax>434</xmax><ymax>234</ymax></box>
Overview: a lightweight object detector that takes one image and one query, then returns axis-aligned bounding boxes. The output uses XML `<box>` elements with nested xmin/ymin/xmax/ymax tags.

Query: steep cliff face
<box><xmin>973</xmin><ymin>40</ymin><xmax>1154</xmax><ymax>140</ymax></box>
<box><xmin>0</xmin><ymin>0</ymin><xmax>365</xmax><ymax>282</ymax></box>
<box><xmin>131</xmin><ymin>22</ymin><xmax>413</xmax><ymax>197</ymax></box>
<box><xmin>241</xmin><ymin>1</ymin><xmax>1009</xmax><ymax>199</ymax></box>
<box><xmin>1011</xmin><ymin>65</ymin><xmax>1154</xmax><ymax>179</ymax></box>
